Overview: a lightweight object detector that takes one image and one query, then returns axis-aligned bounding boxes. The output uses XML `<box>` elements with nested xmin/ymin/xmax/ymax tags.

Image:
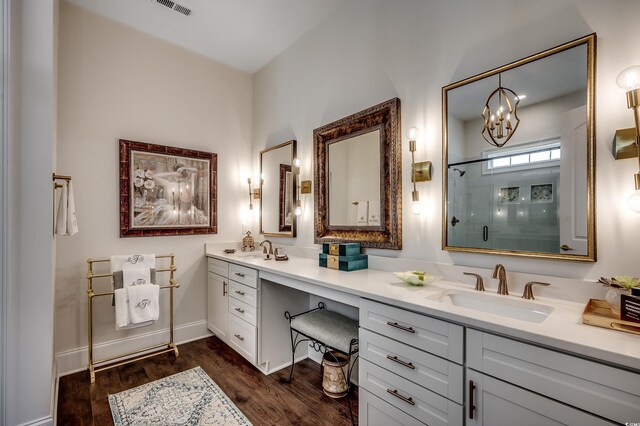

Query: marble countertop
<box><xmin>205</xmin><ymin>246</ymin><xmax>640</xmax><ymax>371</ymax></box>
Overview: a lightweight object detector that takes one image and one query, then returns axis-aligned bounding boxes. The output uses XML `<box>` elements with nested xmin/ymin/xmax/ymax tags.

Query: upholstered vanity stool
<box><xmin>284</xmin><ymin>302</ymin><xmax>359</xmax><ymax>395</ymax></box>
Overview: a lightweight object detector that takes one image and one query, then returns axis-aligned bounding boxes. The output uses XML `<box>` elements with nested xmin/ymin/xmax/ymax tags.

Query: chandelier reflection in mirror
<box><xmin>481</xmin><ymin>74</ymin><xmax>520</xmax><ymax>148</ymax></box>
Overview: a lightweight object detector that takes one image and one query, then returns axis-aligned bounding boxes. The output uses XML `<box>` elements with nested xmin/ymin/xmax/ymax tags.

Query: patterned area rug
<box><xmin>109</xmin><ymin>367</ymin><xmax>252</xmax><ymax>425</ymax></box>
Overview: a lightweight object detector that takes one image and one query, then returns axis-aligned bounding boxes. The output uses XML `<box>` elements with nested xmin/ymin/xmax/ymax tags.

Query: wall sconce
<box><xmin>247</xmin><ymin>178</ymin><xmax>260</xmax><ymax>211</ymax></box>
<box><xmin>291</xmin><ymin>157</ymin><xmax>311</xmax><ymax>216</ymax></box>
<box><xmin>616</xmin><ymin>65</ymin><xmax>640</xmax><ymax>212</ymax></box>
<box><xmin>292</xmin><ymin>157</ymin><xmax>303</xmax><ymax>216</ymax></box>
<box><xmin>407</xmin><ymin>127</ymin><xmax>432</xmax><ymax>215</ymax></box>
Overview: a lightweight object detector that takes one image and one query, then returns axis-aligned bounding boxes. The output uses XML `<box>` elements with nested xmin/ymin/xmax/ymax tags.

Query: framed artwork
<box><xmin>531</xmin><ymin>183</ymin><xmax>553</xmax><ymax>203</ymax></box>
<box><xmin>278</xmin><ymin>164</ymin><xmax>292</xmax><ymax>232</ymax></box>
<box><xmin>499</xmin><ymin>186</ymin><xmax>521</xmax><ymax>204</ymax></box>
<box><xmin>119</xmin><ymin>139</ymin><xmax>217</xmax><ymax>237</ymax></box>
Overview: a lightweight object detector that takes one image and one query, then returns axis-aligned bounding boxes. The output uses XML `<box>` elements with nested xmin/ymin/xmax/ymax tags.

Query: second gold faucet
<box><xmin>492</xmin><ymin>264</ymin><xmax>508</xmax><ymax>295</ymax></box>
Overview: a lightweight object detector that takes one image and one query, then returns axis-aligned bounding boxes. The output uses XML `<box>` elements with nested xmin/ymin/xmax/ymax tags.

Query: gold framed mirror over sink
<box><xmin>442</xmin><ymin>34</ymin><xmax>596</xmax><ymax>261</ymax></box>
<box><xmin>314</xmin><ymin>98</ymin><xmax>402</xmax><ymax>249</ymax></box>
<box><xmin>260</xmin><ymin>140</ymin><xmax>296</xmax><ymax>237</ymax></box>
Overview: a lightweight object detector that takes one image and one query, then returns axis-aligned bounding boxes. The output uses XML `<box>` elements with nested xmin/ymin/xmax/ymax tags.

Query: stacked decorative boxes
<box><xmin>319</xmin><ymin>243</ymin><xmax>368</xmax><ymax>272</ymax></box>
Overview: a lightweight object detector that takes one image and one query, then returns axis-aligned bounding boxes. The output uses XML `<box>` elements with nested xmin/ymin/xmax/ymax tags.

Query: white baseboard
<box><xmin>17</xmin><ymin>416</ymin><xmax>53</xmax><ymax>426</ymax></box>
<box><xmin>56</xmin><ymin>320</ymin><xmax>212</xmax><ymax>377</ymax></box>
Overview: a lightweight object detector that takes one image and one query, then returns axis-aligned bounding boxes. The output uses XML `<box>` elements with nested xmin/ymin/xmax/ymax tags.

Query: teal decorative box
<box><xmin>321</xmin><ymin>242</ymin><xmax>361</xmax><ymax>257</ymax></box>
<box><xmin>319</xmin><ymin>253</ymin><xmax>368</xmax><ymax>272</ymax></box>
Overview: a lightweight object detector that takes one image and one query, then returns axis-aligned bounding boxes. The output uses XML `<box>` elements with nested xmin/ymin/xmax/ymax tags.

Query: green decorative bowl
<box><xmin>393</xmin><ymin>271</ymin><xmax>442</xmax><ymax>287</ymax></box>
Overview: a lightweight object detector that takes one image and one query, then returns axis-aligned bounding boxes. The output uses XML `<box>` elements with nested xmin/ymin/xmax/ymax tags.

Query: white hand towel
<box><xmin>114</xmin><ymin>288</ymin><xmax>131</xmax><ymax>329</ymax></box>
<box><xmin>356</xmin><ymin>201</ymin><xmax>368</xmax><ymax>226</ymax></box>
<box><xmin>55</xmin><ymin>182</ymin><xmax>68</xmax><ymax>236</ymax></box>
<box><xmin>122</xmin><ymin>266</ymin><xmax>151</xmax><ymax>288</ymax></box>
<box><xmin>368</xmin><ymin>200</ymin><xmax>380</xmax><ymax>226</ymax></box>
<box><xmin>114</xmin><ymin>288</ymin><xmax>156</xmax><ymax>330</ymax></box>
<box><xmin>127</xmin><ymin>284</ymin><xmax>159</xmax><ymax>324</ymax></box>
<box><xmin>110</xmin><ymin>254</ymin><xmax>156</xmax><ymax>272</ymax></box>
<box><xmin>66</xmin><ymin>181</ymin><xmax>79</xmax><ymax>235</ymax></box>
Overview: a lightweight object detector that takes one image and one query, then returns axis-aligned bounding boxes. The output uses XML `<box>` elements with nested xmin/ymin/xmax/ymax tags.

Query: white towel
<box><xmin>127</xmin><ymin>284</ymin><xmax>159</xmax><ymax>324</ymax></box>
<box><xmin>56</xmin><ymin>181</ymin><xmax>79</xmax><ymax>236</ymax></box>
<box><xmin>122</xmin><ymin>266</ymin><xmax>151</xmax><ymax>288</ymax></box>
<box><xmin>114</xmin><ymin>288</ymin><xmax>131</xmax><ymax>329</ymax></box>
<box><xmin>55</xmin><ymin>182</ymin><xmax>67</xmax><ymax>236</ymax></box>
<box><xmin>110</xmin><ymin>254</ymin><xmax>156</xmax><ymax>272</ymax></box>
<box><xmin>356</xmin><ymin>201</ymin><xmax>368</xmax><ymax>226</ymax></box>
<box><xmin>66</xmin><ymin>181</ymin><xmax>79</xmax><ymax>235</ymax></box>
<box><xmin>114</xmin><ymin>288</ymin><xmax>155</xmax><ymax>330</ymax></box>
<box><xmin>368</xmin><ymin>200</ymin><xmax>380</xmax><ymax>226</ymax></box>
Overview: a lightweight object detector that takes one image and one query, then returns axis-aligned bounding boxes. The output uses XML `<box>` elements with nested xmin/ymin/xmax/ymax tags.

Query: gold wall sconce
<box><xmin>292</xmin><ymin>157</ymin><xmax>303</xmax><ymax>216</ymax></box>
<box><xmin>615</xmin><ymin>65</ymin><xmax>640</xmax><ymax>212</ymax></box>
<box><xmin>247</xmin><ymin>178</ymin><xmax>260</xmax><ymax>211</ymax></box>
<box><xmin>407</xmin><ymin>127</ymin><xmax>432</xmax><ymax>215</ymax></box>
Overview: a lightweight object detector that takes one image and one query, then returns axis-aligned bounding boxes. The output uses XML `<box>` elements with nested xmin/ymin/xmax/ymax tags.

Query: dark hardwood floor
<box><xmin>57</xmin><ymin>336</ymin><xmax>358</xmax><ymax>425</ymax></box>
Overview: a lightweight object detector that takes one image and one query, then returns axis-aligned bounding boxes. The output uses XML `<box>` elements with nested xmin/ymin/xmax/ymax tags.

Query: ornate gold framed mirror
<box><xmin>442</xmin><ymin>34</ymin><xmax>596</xmax><ymax>261</ymax></box>
<box><xmin>260</xmin><ymin>140</ymin><xmax>296</xmax><ymax>237</ymax></box>
<box><xmin>314</xmin><ymin>98</ymin><xmax>402</xmax><ymax>249</ymax></box>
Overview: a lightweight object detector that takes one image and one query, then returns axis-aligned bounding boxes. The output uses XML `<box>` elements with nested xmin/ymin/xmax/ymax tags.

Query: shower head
<box><xmin>453</xmin><ymin>168</ymin><xmax>466</xmax><ymax>177</ymax></box>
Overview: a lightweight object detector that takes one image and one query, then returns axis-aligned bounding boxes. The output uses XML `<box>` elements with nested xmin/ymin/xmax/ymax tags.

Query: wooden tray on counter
<box><xmin>582</xmin><ymin>299</ymin><xmax>640</xmax><ymax>335</ymax></box>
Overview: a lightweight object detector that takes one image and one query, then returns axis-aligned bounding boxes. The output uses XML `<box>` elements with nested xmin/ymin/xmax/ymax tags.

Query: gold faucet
<box><xmin>492</xmin><ymin>264</ymin><xmax>508</xmax><ymax>295</ymax></box>
<box><xmin>259</xmin><ymin>240</ymin><xmax>273</xmax><ymax>259</ymax></box>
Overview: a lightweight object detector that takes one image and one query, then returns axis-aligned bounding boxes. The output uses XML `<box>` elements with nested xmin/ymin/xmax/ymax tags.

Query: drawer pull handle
<box><xmin>386</xmin><ymin>389</ymin><xmax>415</xmax><ymax>406</ymax></box>
<box><xmin>223</xmin><ymin>281</ymin><xmax>227</xmax><ymax>296</ymax></box>
<box><xmin>386</xmin><ymin>321</ymin><xmax>415</xmax><ymax>333</ymax></box>
<box><xmin>235</xmin><ymin>290</ymin><xmax>246</xmax><ymax>296</ymax></box>
<box><xmin>234</xmin><ymin>334</ymin><xmax>244</xmax><ymax>341</ymax></box>
<box><xmin>386</xmin><ymin>355</ymin><xmax>415</xmax><ymax>369</ymax></box>
<box><xmin>469</xmin><ymin>380</ymin><xmax>476</xmax><ymax>419</ymax></box>
<box><xmin>235</xmin><ymin>272</ymin><xmax>246</xmax><ymax>277</ymax></box>
<box><xmin>234</xmin><ymin>307</ymin><xmax>245</xmax><ymax>314</ymax></box>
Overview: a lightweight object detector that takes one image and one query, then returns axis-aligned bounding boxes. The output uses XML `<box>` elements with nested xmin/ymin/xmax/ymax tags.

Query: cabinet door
<box><xmin>466</xmin><ymin>369</ymin><xmax>614</xmax><ymax>426</ymax></box>
<box><xmin>207</xmin><ymin>272</ymin><xmax>228</xmax><ymax>342</ymax></box>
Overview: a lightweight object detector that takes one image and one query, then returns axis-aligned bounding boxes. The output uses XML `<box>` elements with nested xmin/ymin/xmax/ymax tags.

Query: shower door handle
<box><xmin>451</xmin><ymin>216</ymin><xmax>460</xmax><ymax>227</ymax></box>
<box><xmin>483</xmin><ymin>226</ymin><xmax>488</xmax><ymax>242</ymax></box>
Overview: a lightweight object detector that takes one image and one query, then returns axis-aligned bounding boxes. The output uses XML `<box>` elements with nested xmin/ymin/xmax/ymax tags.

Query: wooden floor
<box><xmin>57</xmin><ymin>336</ymin><xmax>358</xmax><ymax>425</ymax></box>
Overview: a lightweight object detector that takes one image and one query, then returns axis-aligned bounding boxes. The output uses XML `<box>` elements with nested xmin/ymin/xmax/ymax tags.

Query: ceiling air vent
<box><xmin>154</xmin><ymin>0</ymin><xmax>192</xmax><ymax>17</ymax></box>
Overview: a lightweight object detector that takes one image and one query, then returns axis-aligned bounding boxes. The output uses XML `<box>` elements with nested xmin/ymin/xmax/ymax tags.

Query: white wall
<box><xmin>5</xmin><ymin>0</ymin><xmax>57</xmax><ymax>424</ymax></box>
<box><xmin>253</xmin><ymin>0</ymin><xmax>640</xmax><ymax>280</ymax></box>
<box><xmin>55</xmin><ymin>3</ymin><xmax>253</xmax><ymax>370</ymax></box>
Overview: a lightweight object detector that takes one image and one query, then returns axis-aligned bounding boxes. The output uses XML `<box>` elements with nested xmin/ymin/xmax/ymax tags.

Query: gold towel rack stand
<box><xmin>86</xmin><ymin>254</ymin><xmax>180</xmax><ymax>383</ymax></box>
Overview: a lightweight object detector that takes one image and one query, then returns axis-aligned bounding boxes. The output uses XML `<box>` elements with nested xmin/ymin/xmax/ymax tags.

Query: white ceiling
<box><xmin>65</xmin><ymin>0</ymin><xmax>344</xmax><ymax>73</ymax></box>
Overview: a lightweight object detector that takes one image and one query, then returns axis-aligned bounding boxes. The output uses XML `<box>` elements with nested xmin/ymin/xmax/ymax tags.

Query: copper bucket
<box><xmin>322</xmin><ymin>351</ymin><xmax>349</xmax><ymax>398</ymax></box>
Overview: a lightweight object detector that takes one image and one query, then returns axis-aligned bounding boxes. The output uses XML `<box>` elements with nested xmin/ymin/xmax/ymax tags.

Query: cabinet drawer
<box><xmin>229</xmin><ymin>297</ymin><xmax>257</xmax><ymax>326</ymax></box>
<box><xmin>360</xmin><ymin>359</ymin><xmax>463</xmax><ymax>426</ymax></box>
<box><xmin>229</xmin><ymin>281</ymin><xmax>257</xmax><ymax>308</ymax></box>
<box><xmin>228</xmin><ymin>314</ymin><xmax>256</xmax><ymax>365</ymax></box>
<box><xmin>359</xmin><ymin>328</ymin><xmax>463</xmax><ymax>404</ymax></box>
<box><xmin>360</xmin><ymin>299</ymin><xmax>463</xmax><ymax>364</ymax></box>
<box><xmin>208</xmin><ymin>257</ymin><xmax>228</xmax><ymax>277</ymax></box>
<box><xmin>467</xmin><ymin>329</ymin><xmax>640</xmax><ymax>424</ymax></box>
<box><xmin>229</xmin><ymin>264</ymin><xmax>258</xmax><ymax>288</ymax></box>
<box><xmin>360</xmin><ymin>389</ymin><xmax>425</xmax><ymax>426</ymax></box>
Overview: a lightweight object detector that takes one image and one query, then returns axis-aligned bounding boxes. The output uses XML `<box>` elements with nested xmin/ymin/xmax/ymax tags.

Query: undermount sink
<box><xmin>427</xmin><ymin>289</ymin><xmax>554</xmax><ymax>323</ymax></box>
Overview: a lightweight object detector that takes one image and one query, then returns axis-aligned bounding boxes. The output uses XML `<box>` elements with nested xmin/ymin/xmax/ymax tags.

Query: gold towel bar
<box><xmin>86</xmin><ymin>253</ymin><xmax>179</xmax><ymax>383</ymax></box>
<box><xmin>52</xmin><ymin>173</ymin><xmax>72</xmax><ymax>181</ymax></box>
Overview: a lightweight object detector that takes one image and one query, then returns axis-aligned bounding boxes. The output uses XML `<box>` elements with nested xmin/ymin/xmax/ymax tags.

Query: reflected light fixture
<box><xmin>407</xmin><ymin>127</ymin><xmax>432</xmax><ymax>215</ymax></box>
<box><xmin>616</xmin><ymin>65</ymin><xmax>640</xmax><ymax>212</ymax></box>
<box><xmin>482</xmin><ymin>73</ymin><xmax>521</xmax><ymax>148</ymax></box>
<box><xmin>292</xmin><ymin>157</ymin><xmax>303</xmax><ymax>216</ymax></box>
